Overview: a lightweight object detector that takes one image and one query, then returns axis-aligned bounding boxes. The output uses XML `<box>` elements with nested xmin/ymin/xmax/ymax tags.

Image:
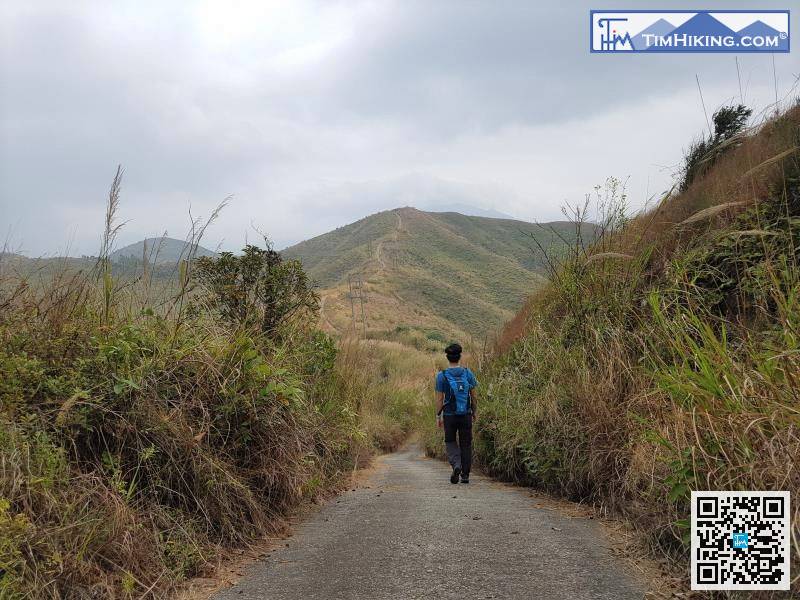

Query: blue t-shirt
<box><xmin>436</xmin><ymin>367</ymin><xmax>478</xmax><ymax>414</ymax></box>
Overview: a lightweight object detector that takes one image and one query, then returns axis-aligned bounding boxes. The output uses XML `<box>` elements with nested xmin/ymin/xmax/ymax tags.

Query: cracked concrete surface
<box><xmin>214</xmin><ymin>447</ymin><xmax>644</xmax><ymax>600</ymax></box>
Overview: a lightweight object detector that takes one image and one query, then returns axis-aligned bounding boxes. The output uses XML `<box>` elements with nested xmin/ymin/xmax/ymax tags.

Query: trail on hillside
<box><xmin>373</xmin><ymin>209</ymin><xmax>404</xmax><ymax>273</ymax></box>
<box><xmin>368</xmin><ymin>210</ymin><xmax>408</xmax><ymax>312</ymax></box>
<box><xmin>288</xmin><ymin>207</ymin><xmax>558</xmax><ymax>341</ymax></box>
<box><xmin>214</xmin><ymin>447</ymin><xmax>643</xmax><ymax>600</ymax></box>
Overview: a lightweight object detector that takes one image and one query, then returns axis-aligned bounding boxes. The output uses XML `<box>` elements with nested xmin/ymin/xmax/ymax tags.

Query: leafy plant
<box><xmin>473</xmin><ymin>104</ymin><xmax>800</xmax><ymax>582</ymax></box>
<box><xmin>0</xmin><ymin>173</ymin><xmax>420</xmax><ymax>598</ymax></box>
<box><xmin>680</xmin><ymin>104</ymin><xmax>753</xmax><ymax>192</ymax></box>
<box><xmin>194</xmin><ymin>243</ymin><xmax>319</xmax><ymax>336</ymax></box>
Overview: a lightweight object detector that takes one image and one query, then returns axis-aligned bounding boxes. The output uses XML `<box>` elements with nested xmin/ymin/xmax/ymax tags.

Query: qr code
<box><xmin>691</xmin><ymin>491</ymin><xmax>790</xmax><ymax>590</ymax></box>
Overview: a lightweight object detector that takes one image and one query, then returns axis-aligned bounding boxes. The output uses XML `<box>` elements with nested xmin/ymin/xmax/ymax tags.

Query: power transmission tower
<box><xmin>348</xmin><ymin>272</ymin><xmax>367</xmax><ymax>337</ymax></box>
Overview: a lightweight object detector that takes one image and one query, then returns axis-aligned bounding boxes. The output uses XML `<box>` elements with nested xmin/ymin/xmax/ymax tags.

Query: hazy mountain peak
<box><xmin>109</xmin><ymin>237</ymin><xmax>217</xmax><ymax>264</ymax></box>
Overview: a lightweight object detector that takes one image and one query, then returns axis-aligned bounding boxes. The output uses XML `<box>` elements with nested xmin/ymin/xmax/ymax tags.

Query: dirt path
<box><xmin>373</xmin><ymin>209</ymin><xmax>404</xmax><ymax>272</ymax></box>
<box><xmin>213</xmin><ymin>447</ymin><xmax>644</xmax><ymax>599</ymax></box>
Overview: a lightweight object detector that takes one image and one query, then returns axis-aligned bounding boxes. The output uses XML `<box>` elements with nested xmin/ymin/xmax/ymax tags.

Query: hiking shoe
<box><xmin>450</xmin><ymin>466</ymin><xmax>461</xmax><ymax>484</ymax></box>
<box><xmin>460</xmin><ymin>474</ymin><xmax>470</xmax><ymax>484</ymax></box>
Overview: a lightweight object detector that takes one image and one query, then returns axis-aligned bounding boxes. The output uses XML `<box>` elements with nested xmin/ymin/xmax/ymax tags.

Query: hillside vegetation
<box><xmin>0</xmin><ymin>237</ymin><xmax>217</xmax><ymax>284</ymax></box>
<box><xmin>282</xmin><ymin>207</ymin><xmax>594</xmax><ymax>340</ymax></box>
<box><xmin>423</xmin><ymin>105</ymin><xmax>800</xmax><ymax>583</ymax></box>
<box><xmin>0</xmin><ymin>196</ymin><xmax>423</xmax><ymax>597</ymax></box>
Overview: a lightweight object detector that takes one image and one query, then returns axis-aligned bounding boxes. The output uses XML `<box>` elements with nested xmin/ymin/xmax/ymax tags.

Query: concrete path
<box><xmin>215</xmin><ymin>447</ymin><xmax>644</xmax><ymax>600</ymax></box>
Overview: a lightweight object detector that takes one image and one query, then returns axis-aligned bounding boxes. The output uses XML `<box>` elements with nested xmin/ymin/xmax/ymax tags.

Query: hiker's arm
<box><xmin>469</xmin><ymin>388</ymin><xmax>477</xmax><ymax>418</ymax></box>
<box><xmin>435</xmin><ymin>391</ymin><xmax>444</xmax><ymax>415</ymax></box>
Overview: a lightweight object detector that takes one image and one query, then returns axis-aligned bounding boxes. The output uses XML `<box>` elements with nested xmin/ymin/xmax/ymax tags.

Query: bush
<box><xmin>476</xmin><ymin>106</ymin><xmax>800</xmax><ymax>582</ymax></box>
<box><xmin>194</xmin><ymin>243</ymin><xmax>318</xmax><ymax>336</ymax></box>
<box><xmin>425</xmin><ymin>330</ymin><xmax>447</xmax><ymax>343</ymax></box>
<box><xmin>680</xmin><ymin>104</ymin><xmax>752</xmax><ymax>192</ymax></box>
<box><xmin>0</xmin><ymin>180</ymin><xmax>420</xmax><ymax>596</ymax></box>
<box><xmin>0</xmin><ymin>270</ymin><xmax>368</xmax><ymax>597</ymax></box>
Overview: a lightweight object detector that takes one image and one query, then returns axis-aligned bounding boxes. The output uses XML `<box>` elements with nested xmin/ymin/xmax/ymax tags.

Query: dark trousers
<box><xmin>443</xmin><ymin>414</ymin><xmax>472</xmax><ymax>474</ymax></box>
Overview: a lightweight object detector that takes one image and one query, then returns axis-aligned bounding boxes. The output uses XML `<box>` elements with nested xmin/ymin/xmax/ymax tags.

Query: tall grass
<box><xmin>337</xmin><ymin>338</ymin><xmax>432</xmax><ymax>452</ymax></box>
<box><xmin>0</xmin><ymin>177</ymin><xmax>418</xmax><ymax>598</ymax></box>
<box><xmin>474</xmin><ymin>105</ymin><xmax>800</xmax><ymax>590</ymax></box>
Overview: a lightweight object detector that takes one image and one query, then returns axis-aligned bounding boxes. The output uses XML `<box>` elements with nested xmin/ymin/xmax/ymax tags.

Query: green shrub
<box><xmin>680</xmin><ymin>104</ymin><xmax>752</xmax><ymax>192</ymax></box>
<box><xmin>194</xmin><ymin>243</ymin><xmax>318</xmax><ymax>336</ymax></box>
<box><xmin>425</xmin><ymin>330</ymin><xmax>447</xmax><ymax>343</ymax></box>
<box><xmin>0</xmin><ymin>231</ymin><xmax>424</xmax><ymax>597</ymax></box>
<box><xmin>475</xmin><ymin>106</ymin><xmax>800</xmax><ymax>580</ymax></box>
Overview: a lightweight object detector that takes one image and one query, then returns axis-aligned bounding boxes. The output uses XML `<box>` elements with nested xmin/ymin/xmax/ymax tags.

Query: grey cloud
<box><xmin>308</xmin><ymin>0</ymin><xmax>794</xmax><ymax>137</ymax></box>
<box><xmin>1</xmin><ymin>1</ymin><xmax>797</xmax><ymax>255</ymax></box>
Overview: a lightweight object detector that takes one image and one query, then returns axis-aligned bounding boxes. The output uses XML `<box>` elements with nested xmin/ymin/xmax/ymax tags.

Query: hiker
<box><xmin>435</xmin><ymin>343</ymin><xmax>478</xmax><ymax>484</ymax></box>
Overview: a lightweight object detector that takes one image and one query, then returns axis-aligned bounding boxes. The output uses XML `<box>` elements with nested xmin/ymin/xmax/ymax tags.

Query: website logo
<box><xmin>731</xmin><ymin>532</ymin><xmax>749</xmax><ymax>549</ymax></box>
<box><xmin>591</xmin><ymin>10</ymin><xmax>790</xmax><ymax>53</ymax></box>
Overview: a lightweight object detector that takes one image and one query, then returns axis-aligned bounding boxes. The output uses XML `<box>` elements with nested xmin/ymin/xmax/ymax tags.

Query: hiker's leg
<box><xmin>459</xmin><ymin>415</ymin><xmax>473</xmax><ymax>475</ymax></box>
<box><xmin>443</xmin><ymin>415</ymin><xmax>461</xmax><ymax>470</ymax></box>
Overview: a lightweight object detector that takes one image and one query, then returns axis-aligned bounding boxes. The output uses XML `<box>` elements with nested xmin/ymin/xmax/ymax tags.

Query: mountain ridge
<box><xmin>283</xmin><ymin>206</ymin><xmax>594</xmax><ymax>340</ymax></box>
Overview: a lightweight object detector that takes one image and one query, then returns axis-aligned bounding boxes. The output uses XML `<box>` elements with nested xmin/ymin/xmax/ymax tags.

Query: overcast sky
<box><xmin>1</xmin><ymin>1</ymin><xmax>798</xmax><ymax>256</ymax></box>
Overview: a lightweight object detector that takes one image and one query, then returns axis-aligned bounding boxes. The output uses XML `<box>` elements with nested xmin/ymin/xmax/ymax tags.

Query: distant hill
<box><xmin>282</xmin><ymin>207</ymin><xmax>595</xmax><ymax>340</ymax></box>
<box><xmin>109</xmin><ymin>237</ymin><xmax>217</xmax><ymax>264</ymax></box>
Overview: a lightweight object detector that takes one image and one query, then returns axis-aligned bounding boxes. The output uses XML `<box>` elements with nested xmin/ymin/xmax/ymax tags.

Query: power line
<box><xmin>348</xmin><ymin>272</ymin><xmax>367</xmax><ymax>338</ymax></box>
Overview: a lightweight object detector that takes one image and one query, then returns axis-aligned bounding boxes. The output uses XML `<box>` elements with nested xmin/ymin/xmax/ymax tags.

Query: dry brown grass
<box><xmin>0</xmin><ymin>262</ymin><xmax>371</xmax><ymax>597</ymax></box>
<box><xmin>476</xmin><ymin>104</ymin><xmax>800</xmax><ymax>593</ymax></box>
<box><xmin>0</xmin><ymin>176</ymin><xmax>420</xmax><ymax>598</ymax></box>
<box><xmin>496</xmin><ymin>105</ymin><xmax>800</xmax><ymax>354</ymax></box>
<box><xmin>618</xmin><ymin>105</ymin><xmax>800</xmax><ymax>264</ymax></box>
<box><xmin>337</xmin><ymin>337</ymin><xmax>432</xmax><ymax>452</ymax></box>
